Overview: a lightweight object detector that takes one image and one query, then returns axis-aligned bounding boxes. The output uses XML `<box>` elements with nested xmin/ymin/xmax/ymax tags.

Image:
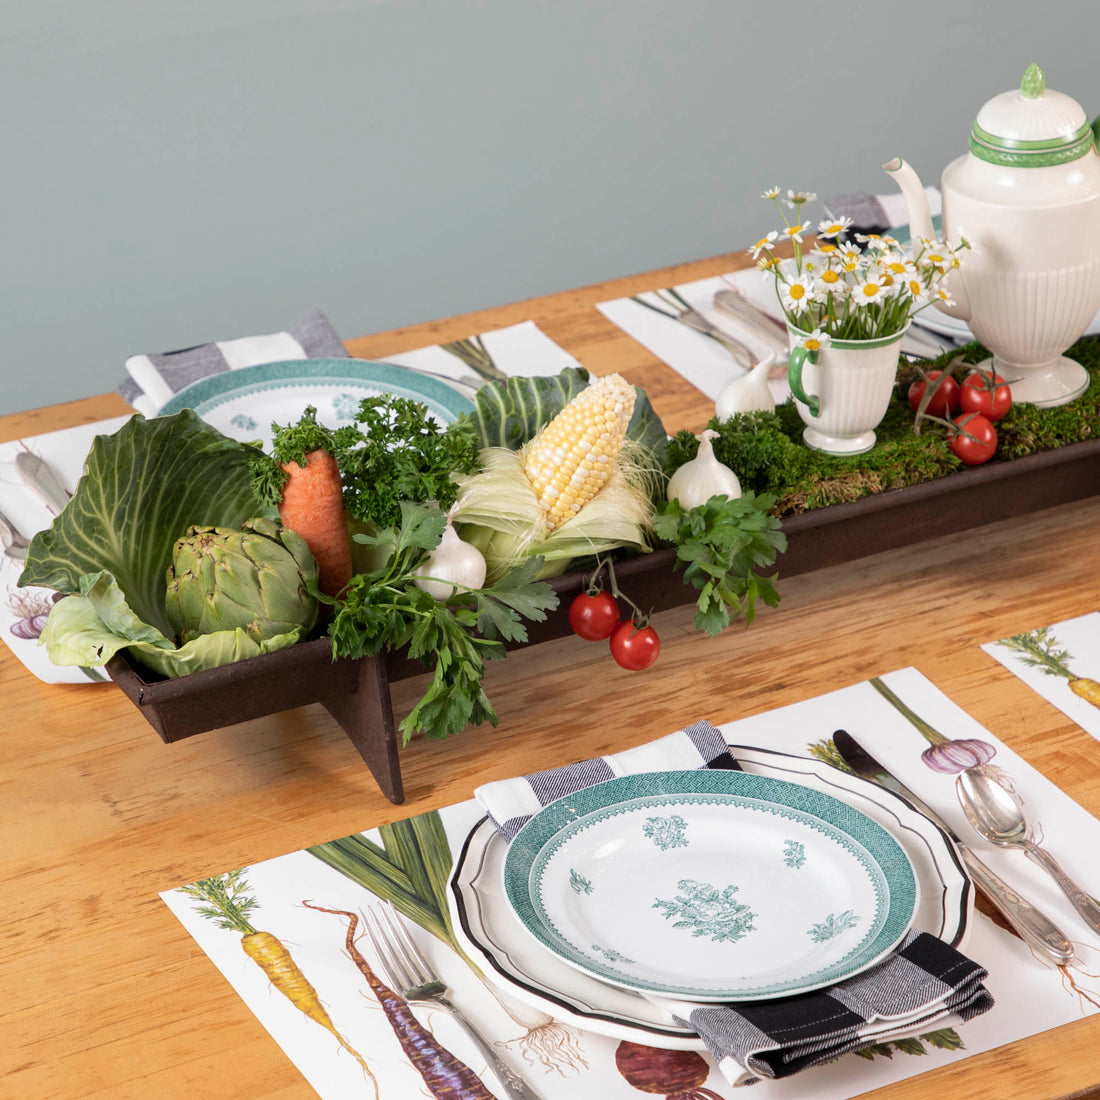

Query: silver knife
<box><xmin>833</xmin><ymin>729</ymin><xmax>1076</xmax><ymax>966</ymax></box>
<box><xmin>712</xmin><ymin>288</ymin><xmax>790</xmax><ymax>358</ymax></box>
<box><xmin>0</xmin><ymin>507</ymin><xmax>29</xmax><ymax>559</ymax></box>
<box><xmin>15</xmin><ymin>452</ymin><xmax>71</xmax><ymax>516</ymax></box>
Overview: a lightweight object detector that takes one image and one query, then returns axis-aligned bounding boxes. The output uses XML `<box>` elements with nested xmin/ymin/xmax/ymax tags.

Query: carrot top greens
<box><xmin>178</xmin><ymin>870</ymin><xmax>260</xmax><ymax>934</ymax></box>
<box><xmin>666</xmin><ymin>335</ymin><xmax>1100</xmax><ymax>517</ymax></box>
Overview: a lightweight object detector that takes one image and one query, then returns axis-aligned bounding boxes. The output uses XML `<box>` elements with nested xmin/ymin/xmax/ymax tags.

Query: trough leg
<box><xmin>319</xmin><ymin>654</ymin><xmax>405</xmax><ymax>804</ymax></box>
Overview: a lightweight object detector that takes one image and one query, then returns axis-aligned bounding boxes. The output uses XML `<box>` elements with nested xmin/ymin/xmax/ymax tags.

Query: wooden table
<box><xmin>3</xmin><ymin>253</ymin><xmax>1100</xmax><ymax>1100</ymax></box>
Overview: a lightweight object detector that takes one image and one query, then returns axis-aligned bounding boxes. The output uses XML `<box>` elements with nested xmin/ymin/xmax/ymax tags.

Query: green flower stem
<box><xmin>870</xmin><ymin>677</ymin><xmax>950</xmax><ymax>746</ymax></box>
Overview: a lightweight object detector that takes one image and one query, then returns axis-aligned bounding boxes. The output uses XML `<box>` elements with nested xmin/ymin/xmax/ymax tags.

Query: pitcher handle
<box><xmin>788</xmin><ymin>345</ymin><xmax>821</xmax><ymax>417</ymax></box>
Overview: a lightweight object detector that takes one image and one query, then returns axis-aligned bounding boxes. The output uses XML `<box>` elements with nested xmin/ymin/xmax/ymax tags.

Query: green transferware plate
<box><xmin>159</xmin><ymin>358</ymin><xmax>475</xmax><ymax>445</ymax></box>
<box><xmin>503</xmin><ymin>770</ymin><xmax>918</xmax><ymax>1002</ymax></box>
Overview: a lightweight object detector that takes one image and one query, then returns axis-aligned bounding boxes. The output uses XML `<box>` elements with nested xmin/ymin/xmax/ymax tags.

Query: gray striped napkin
<box><xmin>475</xmin><ymin>723</ymin><xmax>992</xmax><ymax>1087</ymax></box>
<box><xmin>118</xmin><ymin>308</ymin><xmax>349</xmax><ymax>417</ymax></box>
<box><xmin>474</xmin><ymin>720</ymin><xmax>736</xmax><ymax>841</ymax></box>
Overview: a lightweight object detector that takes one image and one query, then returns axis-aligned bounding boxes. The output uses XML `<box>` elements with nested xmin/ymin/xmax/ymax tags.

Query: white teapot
<box><xmin>885</xmin><ymin>63</ymin><xmax>1100</xmax><ymax>406</ymax></box>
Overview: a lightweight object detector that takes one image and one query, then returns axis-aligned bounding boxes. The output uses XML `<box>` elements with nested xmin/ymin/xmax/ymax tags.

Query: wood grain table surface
<box><xmin>3</xmin><ymin>251</ymin><xmax>1100</xmax><ymax>1099</ymax></box>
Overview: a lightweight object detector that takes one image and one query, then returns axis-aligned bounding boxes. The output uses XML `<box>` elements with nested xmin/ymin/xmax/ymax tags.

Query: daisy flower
<box><xmin>855</xmin><ymin>232</ymin><xmax>892</xmax><ymax>253</ymax></box>
<box><xmin>747</xmin><ymin>230</ymin><xmax>779</xmax><ymax>259</ymax></box>
<box><xmin>801</xmin><ymin>329</ymin><xmax>831</xmax><ymax>354</ymax></box>
<box><xmin>814</xmin><ymin>267</ymin><xmax>845</xmax><ymax>299</ymax></box>
<box><xmin>902</xmin><ymin>276</ymin><xmax>929</xmax><ymax>304</ymax></box>
<box><xmin>779</xmin><ymin>274</ymin><xmax>815</xmax><ymax>312</ymax></box>
<box><xmin>881</xmin><ymin>255</ymin><xmax>914</xmax><ymax>277</ymax></box>
<box><xmin>817</xmin><ymin>215</ymin><xmax>853</xmax><ymax>239</ymax></box>
<box><xmin>762</xmin><ymin>186</ymin><xmax>782</xmax><ymax>199</ymax></box>
<box><xmin>786</xmin><ymin>189</ymin><xmax>817</xmax><ymax>208</ymax></box>
<box><xmin>852</xmin><ymin>273</ymin><xmax>887</xmax><ymax>305</ymax></box>
<box><xmin>782</xmin><ymin>221</ymin><xmax>811</xmax><ymax>245</ymax></box>
<box><xmin>933</xmin><ymin>286</ymin><xmax>956</xmax><ymax>307</ymax></box>
<box><xmin>813</xmin><ymin>241</ymin><xmax>839</xmax><ymax>256</ymax></box>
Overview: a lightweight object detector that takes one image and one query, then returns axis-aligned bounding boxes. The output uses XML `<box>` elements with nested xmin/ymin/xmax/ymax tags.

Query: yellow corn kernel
<box><xmin>522</xmin><ymin>373</ymin><xmax>636</xmax><ymax>531</ymax></box>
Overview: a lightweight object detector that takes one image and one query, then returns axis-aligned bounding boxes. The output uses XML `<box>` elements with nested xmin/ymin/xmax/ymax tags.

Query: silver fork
<box><xmin>363</xmin><ymin>903</ymin><xmax>544</xmax><ymax>1100</ymax></box>
<box><xmin>631</xmin><ymin>288</ymin><xmax>754</xmax><ymax>368</ymax></box>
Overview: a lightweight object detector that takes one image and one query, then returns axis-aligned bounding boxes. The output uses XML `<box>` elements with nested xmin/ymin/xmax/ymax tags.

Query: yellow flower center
<box><xmin>928</xmin><ymin>253</ymin><xmax>945</xmax><ymax>264</ymax></box>
<box><xmin>820</xmin><ymin>270</ymin><xmax>840</xmax><ymax>284</ymax></box>
<box><xmin>887</xmin><ymin>262</ymin><xmax>906</xmax><ymax>273</ymax></box>
<box><xmin>818</xmin><ymin>243</ymin><xmax>837</xmax><ymax>253</ymax></box>
<box><xmin>789</xmin><ymin>284</ymin><xmax>806</xmax><ymax>300</ymax></box>
<box><xmin>907</xmin><ymin>279</ymin><xmax>921</xmax><ymax>295</ymax></box>
<box><xmin>862</xmin><ymin>283</ymin><xmax>880</xmax><ymax>298</ymax></box>
<box><xmin>805</xmin><ymin>339</ymin><xmax>821</xmax><ymax>351</ymax></box>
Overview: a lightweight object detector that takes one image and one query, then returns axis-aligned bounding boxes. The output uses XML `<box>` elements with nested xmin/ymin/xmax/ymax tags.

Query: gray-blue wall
<box><xmin>3</xmin><ymin>0</ymin><xmax>1096</xmax><ymax>415</ymax></box>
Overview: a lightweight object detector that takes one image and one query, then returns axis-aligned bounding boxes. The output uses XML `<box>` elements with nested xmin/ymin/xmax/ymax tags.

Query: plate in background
<box><xmin>160</xmin><ymin>358</ymin><xmax>475</xmax><ymax>445</ymax></box>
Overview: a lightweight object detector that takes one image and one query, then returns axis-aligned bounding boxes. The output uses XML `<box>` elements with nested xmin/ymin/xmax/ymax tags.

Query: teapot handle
<box><xmin>788</xmin><ymin>345</ymin><xmax>821</xmax><ymax>417</ymax></box>
<box><xmin>1093</xmin><ymin>114</ymin><xmax>1100</xmax><ymax>150</ymax></box>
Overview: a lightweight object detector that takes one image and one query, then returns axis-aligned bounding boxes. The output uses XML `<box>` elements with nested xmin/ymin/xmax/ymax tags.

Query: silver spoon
<box><xmin>957</xmin><ymin>767</ymin><xmax>1100</xmax><ymax>936</ymax></box>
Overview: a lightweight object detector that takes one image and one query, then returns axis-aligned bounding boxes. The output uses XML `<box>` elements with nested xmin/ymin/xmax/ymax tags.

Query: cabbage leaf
<box><xmin>19</xmin><ymin>410</ymin><xmax>263</xmax><ymax>636</ymax></box>
<box><xmin>18</xmin><ymin>410</ymin><xmax>282</xmax><ymax>676</ymax></box>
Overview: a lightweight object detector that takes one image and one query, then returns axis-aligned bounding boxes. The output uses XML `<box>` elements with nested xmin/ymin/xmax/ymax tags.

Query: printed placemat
<box><xmin>161</xmin><ymin>668</ymin><xmax>1100</xmax><ymax>1099</ymax></box>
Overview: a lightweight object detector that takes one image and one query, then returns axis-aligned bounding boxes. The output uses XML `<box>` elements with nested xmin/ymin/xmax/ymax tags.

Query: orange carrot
<box><xmin>278</xmin><ymin>448</ymin><xmax>354</xmax><ymax>598</ymax></box>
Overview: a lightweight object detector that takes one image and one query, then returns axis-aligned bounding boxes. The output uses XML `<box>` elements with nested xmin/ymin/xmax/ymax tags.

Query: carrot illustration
<box><xmin>302</xmin><ymin>901</ymin><xmax>495</xmax><ymax>1100</ymax></box>
<box><xmin>997</xmin><ymin>627</ymin><xmax>1100</xmax><ymax>708</ymax></box>
<box><xmin>178</xmin><ymin>872</ymin><xmax>378</xmax><ymax>1096</ymax></box>
<box><xmin>278</xmin><ymin>448</ymin><xmax>354</xmax><ymax>597</ymax></box>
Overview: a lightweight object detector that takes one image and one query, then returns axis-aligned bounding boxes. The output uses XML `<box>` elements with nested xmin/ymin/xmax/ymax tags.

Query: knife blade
<box><xmin>833</xmin><ymin>729</ymin><xmax>1076</xmax><ymax>966</ymax></box>
<box><xmin>15</xmin><ymin>452</ymin><xmax>71</xmax><ymax>516</ymax></box>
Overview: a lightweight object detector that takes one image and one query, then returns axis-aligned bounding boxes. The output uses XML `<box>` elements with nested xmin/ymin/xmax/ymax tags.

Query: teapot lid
<box><xmin>970</xmin><ymin>64</ymin><xmax>1095</xmax><ymax>167</ymax></box>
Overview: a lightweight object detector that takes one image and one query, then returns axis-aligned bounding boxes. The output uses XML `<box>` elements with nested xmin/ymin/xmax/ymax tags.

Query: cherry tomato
<box><xmin>959</xmin><ymin>370</ymin><xmax>1012</xmax><ymax>421</ymax></box>
<box><xmin>569</xmin><ymin>591</ymin><xmax>620</xmax><ymax>640</ymax></box>
<box><xmin>609</xmin><ymin>620</ymin><xmax>661</xmax><ymax>670</ymax></box>
<box><xmin>949</xmin><ymin>412</ymin><xmax>998</xmax><ymax>466</ymax></box>
<box><xmin>907</xmin><ymin>370</ymin><xmax>959</xmax><ymax>417</ymax></box>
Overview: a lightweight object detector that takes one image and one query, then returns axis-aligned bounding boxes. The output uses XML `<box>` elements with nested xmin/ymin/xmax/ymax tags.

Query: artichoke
<box><xmin>165</xmin><ymin>518</ymin><xmax>319</xmax><ymax>645</ymax></box>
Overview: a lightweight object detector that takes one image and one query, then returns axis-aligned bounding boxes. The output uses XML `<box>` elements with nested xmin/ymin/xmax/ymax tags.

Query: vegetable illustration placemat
<box><xmin>0</xmin><ymin>416</ymin><xmax>129</xmax><ymax>685</ymax></box>
<box><xmin>982</xmin><ymin>613</ymin><xmax>1100</xmax><ymax>740</ymax></box>
<box><xmin>160</xmin><ymin>669</ymin><xmax>1100</xmax><ymax>1100</ymax></box>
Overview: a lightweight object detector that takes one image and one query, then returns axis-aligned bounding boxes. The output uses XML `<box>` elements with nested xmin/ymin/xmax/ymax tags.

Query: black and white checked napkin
<box><xmin>475</xmin><ymin>723</ymin><xmax>992</xmax><ymax>1087</ymax></box>
<box><xmin>118</xmin><ymin>308</ymin><xmax>349</xmax><ymax>417</ymax></box>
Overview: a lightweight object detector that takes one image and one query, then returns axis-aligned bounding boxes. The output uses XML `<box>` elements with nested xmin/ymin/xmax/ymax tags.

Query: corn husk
<box><xmin>452</xmin><ymin>443</ymin><xmax>656</xmax><ymax>581</ymax></box>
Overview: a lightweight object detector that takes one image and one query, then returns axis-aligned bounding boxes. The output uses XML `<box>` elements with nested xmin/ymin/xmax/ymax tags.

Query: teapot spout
<box><xmin>882</xmin><ymin>157</ymin><xmax>936</xmax><ymax>244</ymax></box>
<box><xmin>883</xmin><ymin>157</ymin><xmax>971</xmax><ymax>322</ymax></box>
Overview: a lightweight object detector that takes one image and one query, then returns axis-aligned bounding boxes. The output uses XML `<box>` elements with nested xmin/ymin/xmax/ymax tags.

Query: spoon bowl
<box><xmin>956</xmin><ymin>768</ymin><xmax>1100</xmax><ymax>936</ymax></box>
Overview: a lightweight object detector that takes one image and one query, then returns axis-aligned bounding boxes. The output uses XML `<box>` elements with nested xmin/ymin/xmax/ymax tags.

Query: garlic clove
<box><xmin>666</xmin><ymin>429</ymin><xmax>742</xmax><ymax>509</ymax></box>
<box><xmin>715</xmin><ymin>352</ymin><xmax>777</xmax><ymax>421</ymax></box>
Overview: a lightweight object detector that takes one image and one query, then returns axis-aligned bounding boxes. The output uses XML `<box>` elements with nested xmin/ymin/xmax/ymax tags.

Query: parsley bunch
<box><xmin>652</xmin><ymin>493</ymin><xmax>786</xmax><ymax>636</ymax></box>
<box><xmin>251</xmin><ymin>399</ymin><xmax>481</xmax><ymax>527</ymax></box>
<box><xmin>329</xmin><ymin>502</ymin><xmax>559</xmax><ymax>741</ymax></box>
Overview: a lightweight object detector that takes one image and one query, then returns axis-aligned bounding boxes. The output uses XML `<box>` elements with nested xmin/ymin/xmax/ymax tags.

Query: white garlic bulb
<box><xmin>412</xmin><ymin>518</ymin><xmax>488</xmax><ymax>599</ymax></box>
<box><xmin>666</xmin><ymin>429</ymin><xmax>742</xmax><ymax>508</ymax></box>
<box><xmin>715</xmin><ymin>352</ymin><xmax>776</xmax><ymax>420</ymax></box>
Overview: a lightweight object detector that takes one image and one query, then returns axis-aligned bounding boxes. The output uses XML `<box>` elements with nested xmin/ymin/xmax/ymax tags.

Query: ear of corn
<box><xmin>522</xmin><ymin>373</ymin><xmax>636</xmax><ymax>531</ymax></box>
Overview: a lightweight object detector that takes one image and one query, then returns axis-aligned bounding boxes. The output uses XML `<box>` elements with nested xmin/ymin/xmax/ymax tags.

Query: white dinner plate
<box><xmin>159</xmin><ymin>358</ymin><xmax>475</xmax><ymax>446</ymax></box>
<box><xmin>502</xmin><ymin>770</ymin><xmax>918</xmax><ymax>1002</ymax></box>
<box><xmin>449</xmin><ymin>746</ymin><xmax>971</xmax><ymax>1050</ymax></box>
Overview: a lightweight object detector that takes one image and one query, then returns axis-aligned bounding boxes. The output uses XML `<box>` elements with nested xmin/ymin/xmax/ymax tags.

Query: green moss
<box><xmin>665</xmin><ymin>336</ymin><xmax>1100</xmax><ymax>517</ymax></box>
